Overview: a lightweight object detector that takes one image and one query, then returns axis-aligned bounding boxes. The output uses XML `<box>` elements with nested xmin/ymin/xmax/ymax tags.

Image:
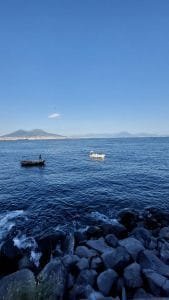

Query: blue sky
<box><xmin>0</xmin><ymin>0</ymin><xmax>169</xmax><ymax>135</ymax></box>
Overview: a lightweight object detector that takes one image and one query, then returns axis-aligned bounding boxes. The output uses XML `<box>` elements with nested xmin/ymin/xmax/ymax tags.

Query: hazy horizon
<box><xmin>0</xmin><ymin>1</ymin><xmax>169</xmax><ymax>135</ymax></box>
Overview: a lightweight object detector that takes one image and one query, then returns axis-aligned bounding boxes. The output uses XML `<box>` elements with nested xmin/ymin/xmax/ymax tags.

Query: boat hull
<box><xmin>21</xmin><ymin>160</ymin><xmax>45</xmax><ymax>167</ymax></box>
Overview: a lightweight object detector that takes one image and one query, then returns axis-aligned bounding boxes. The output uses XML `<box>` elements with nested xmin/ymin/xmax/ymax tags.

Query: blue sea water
<box><xmin>0</xmin><ymin>137</ymin><xmax>169</xmax><ymax>239</ymax></box>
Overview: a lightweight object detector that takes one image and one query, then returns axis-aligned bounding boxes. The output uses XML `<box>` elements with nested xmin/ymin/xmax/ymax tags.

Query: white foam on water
<box><xmin>0</xmin><ymin>210</ymin><xmax>25</xmax><ymax>244</ymax></box>
<box><xmin>13</xmin><ymin>233</ymin><xmax>42</xmax><ymax>267</ymax></box>
<box><xmin>90</xmin><ymin>211</ymin><xmax>118</xmax><ymax>225</ymax></box>
<box><xmin>30</xmin><ymin>250</ymin><xmax>42</xmax><ymax>268</ymax></box>
<box><xmin>13</xmin><ymin>233</ymin><xmax>37</xmax><ymax>250</ymax></box>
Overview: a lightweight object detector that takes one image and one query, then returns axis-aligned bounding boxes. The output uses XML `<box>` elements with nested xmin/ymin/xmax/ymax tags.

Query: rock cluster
<box><xmin>1</xmin><ymin>206</ymin><xmax>169</xmax><ymax>299</ymax></box>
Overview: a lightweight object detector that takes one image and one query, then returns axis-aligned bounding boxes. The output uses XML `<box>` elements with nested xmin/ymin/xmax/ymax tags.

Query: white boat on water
<box><xmin>89</xmin><ymin>151</ymin><xmax>105</xmax><ymax>159</ymax></box>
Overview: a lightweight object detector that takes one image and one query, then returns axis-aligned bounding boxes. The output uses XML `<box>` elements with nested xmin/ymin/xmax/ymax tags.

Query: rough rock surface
<box><xmin>123</xmin><ymin>262</ymin><xmax>143</xmax><ymax>288</ymax></box>
<box><xmin>0</xmin><ymin>269</ymin><xmax>36</xmax><ymax>300</ymax></box>
<box><xmin>119</xmin><ymin>237</ymin><xmax>145</xmax><ymax>260</ymax></box>
<box><xmin>102</xmin><ymin>246</ymin><xmax>131</xmax><ymax>271</ymax></box>
<box><xmin>97</xmin><ymin>269</ymin><xmax>118</xmax><ymax>295</ymax></box>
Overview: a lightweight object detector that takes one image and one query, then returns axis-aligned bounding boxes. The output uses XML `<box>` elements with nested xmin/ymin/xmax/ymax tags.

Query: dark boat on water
<box><xmin>21</xmin><ymin>159</ymin><xmax>45</xmax><ymax>167</ymax></box>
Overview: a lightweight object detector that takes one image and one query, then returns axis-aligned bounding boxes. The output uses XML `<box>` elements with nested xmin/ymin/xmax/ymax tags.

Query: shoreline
<box><xmin>0</xmin><ymin>207</ymin><xmax>169</xmax><ymax>299</ymax></box>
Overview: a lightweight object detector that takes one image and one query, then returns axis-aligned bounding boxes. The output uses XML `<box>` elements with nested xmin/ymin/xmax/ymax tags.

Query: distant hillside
<box><xmin>2</xmin><ymin>129</ymin><xmax>66</xmax><ymax>139</ymax></box>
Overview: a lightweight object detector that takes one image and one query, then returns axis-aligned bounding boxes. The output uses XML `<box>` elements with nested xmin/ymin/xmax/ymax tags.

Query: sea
<box><xmin>0</xmin><ymin>137</ymin><xmax>169</xmax><ymax>257</ymax></box>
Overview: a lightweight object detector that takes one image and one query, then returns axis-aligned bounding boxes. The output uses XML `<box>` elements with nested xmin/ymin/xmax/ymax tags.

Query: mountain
<box><xmin>1</xmin><ymin>129</ymin><xmax>66</xmax><ymax>140</ymax></box>
<box><xmin>71</xmin><ymin>131</ymin><xmax>161</xmax><ymax>138</ymax></box>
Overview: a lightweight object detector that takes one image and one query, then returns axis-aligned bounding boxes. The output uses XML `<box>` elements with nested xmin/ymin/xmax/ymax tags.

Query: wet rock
<box><xmin>0</xmin><ymin>269</ymin><xmax>36</xmax><ymax>300</ymax></box>
<box><xmin>88</xmin><ymin>291</ymin><xmax>114</xmax><ymax>300</ymax></box>
<box><xmin>102</xmin><ymin>246</ymin><xmax>131</xmax><ymax>272</ymax></box>
<box><xmin>69</xmin><ymin>284</ymin><xmax>89</xmax><ymax>300</ymax></box>
<box><xmin>76</xmin><ymin>269</ymin><xmax>97</xmax><ymax>286</ymax></box>
<box><xmin>158</xmin><ymin>240</ymin><xmax>169</xmax><ymax>264</ymax></box>
<box><xmin>130</xmin><ymin>227</ymin><xmax>151</xmax><ymax>248</ymax></box>
<box><xmin>105</xmin><ymin>234</ymin><xmax>118</xmax><ymax>248</ymax></box>
<box><xmin>100</xmin><ymin>222</ymin><xmax>127</xmax><ymax>239</ymax></box>
<box><xmin>143</xmin><ymin>207</ymin><xmax>169</xmax><ymax>229</ymax></box>
<box><xmin>0</xmin><ymin>239</ymin><xmax>22</xmax><ymax>274</ymax></box>
<box><xmin>63</xmin><ymin>232</ymin><xmax>75</xmax><ymax>255</ymax></box>
<box><xmin>133</xmin><ymin>288</ymin><xmax>154</xmax><ymax>299</ymax></box>
<box><xmin>74</xmin><ymin>230</ymin><xmax>87</xmax><ymax>244</ymax></box>
<box><xmin>138</xmin><ymin>249</ymin><xmax>169</xmax><ymax>278</ymax></box>
<box><xmin>143</xmin><ymin>268</ymin><xmax>169</xmax><ymax>296</ymax></box>
<box><xmin>119</xmin><ymin>237</ymin><xmax>144</xmax><ymax>260</ymax></box>
<box><xmin>97</xmin><ymin>269</ymin><xmax>118</xmax><ymax>296</ymax></box>
<box><xmin>91</xmin><ymin>256</ymin><xmax>103</xmax><ymax>270</ymax></box>
<box><xmin>159</xmin><ymin>227</ymin><xmax>169</xmax><ymax>240</ymax></box>
<box><xmin>67</xmin><ymin>273</ymin><xmax>75</xmax><ymax>289</ymax></box>
<box><xmin>38</xmin><ymin>231</ymin><xmax>65</xmax><ymax>267</ymax></box>
<box><xmin>75</xmin><ymin>245</ymin><xmax>98</xmax><ymax>258</ymax></box>
<box><xmin>118</xmin><ymin>208</ymin><xmax>139</xmax><ymax>230</ymax></box>
<box><xmin>123</xmin><ymin>262</ymin><xmax>143</xmax><ymax>288</ymax></box>
<box><xmin>86</xmin><ymin>226</ymin><xmax>103</xmax><ymax>239</ymax></box>
<box><xmin>18</xmin><ymin>255</ymin><xmax>35</xmax><ymax>271</ymax></box>
<box><xmin>76</xmin><ymin>257</ymin><xmax>89</xmax><ymax>270</ymax></box>
<box><xmin>37</xmin><ymin>258</ymin><xmax>67</xmax><ymax>300</ymax></box>
<box><xmin>62</xmin><ymin>254</ymin><xmax>79</xmax><ymax>269</ymax></box>
<box><xmin>86</xmin><ymin>237</ymin><xmax>113</xmax><ymax>254</ymax></box>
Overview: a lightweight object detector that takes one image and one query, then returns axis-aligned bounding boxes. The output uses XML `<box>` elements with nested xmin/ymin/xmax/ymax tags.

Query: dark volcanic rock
<box><xmin>62</xmin><ymin>254</ymin><xmax>79</xmax><ymax>269</ymax></box>
<box><xmin>97</xmin><ymin>269</ymin><xmax>118</xmax><ymax>296</ymax></box>
<box><xmin>123</xmin><ymin>262</ymin><xmax>143</xmax><ymax>288</ymax></box>
<box><xmin>138</xmin><ymin>249</ymin><xmax>169</xmax><ymax>278</ymax></box>
<box><xmin>76</xmin><ymin>257</ymin><xmax>89</xmax><ymax>270</ymax></box>
<box><xmin>159</xmin><ymin>227</ymin><xmax>169</xmax><ymax>240</ymax></box>
<box><xmin>86</xmin><ymin>226</ymin><xmax>103</xmax><ymax>239</ymax></box>
<box><xmin>91</xmin><ymin>256</ymin><xmax>103</xmax><ymax>270</ymax></box>
<box><xmin>102</xmin><ymin>246</ymin><xmax>131</xmax><ymax>272</ymax></box>
<box><xmin>105</xmin><ymin>234</ymin><xmax>118</xmax><ymax>248</ymax></box>
<box><xmin>158</xmin><ymin>240</ymin><xmax>169</xmax><ymax>265</ymax></box>
<box><xmin>143</xmin><ymin>268</ymin><xmax>169</xmax><ymax>296</ymax></box>
<box><xmin>86</xmin><ymin>237</ymin><xmax>113</xmax><ymax>254</ymax></box>
<box><xmin>143</xmin><ymin>207</ymin><xmax>169</xmax><ymax>229</ymax></box>
<box><xmin>119</xmin><ymin>237</ymin><xmax>144</xmax><ymax>260</ymax></box>
<box><xmin>76</xmin><ymin>269</ymin><xmax>97</xmax><ymax>286</ymax></box>
<box><xmin>118</xmin><ymin>208</ymin><xmax>139</xmax><ymax>230</ymax></box>
<box><xmin>37</xmin><ymin>258</ymin><xmax>67</xmax><ymax>300</ymax></box>
<box><xmin>75</xmin><ymin>245</ymin><xmax>98</xmax><ymax>258</ymax></box>
<box><xmin>133</xmin><ymin>288</ymin><xmax>154</xmax><ymax>299</ymax></box>
<box><xmin>0</xmin><ymin>239</ymin><xmax>22</xmax><ymax>275</ymax></box>
<box><xmin>100</xmin><ymin>222</ymin><xmax>127</xmax><ymax>239</ymax></box>
<box><xmin>0</xmin><ymin>269</ymin><xmax>36</xmax><ymax>300</ymax></box>
<box><xmin>130</xmin><ymin>227</ymin><xmax>152</xmax><ymax>247</ymax></box>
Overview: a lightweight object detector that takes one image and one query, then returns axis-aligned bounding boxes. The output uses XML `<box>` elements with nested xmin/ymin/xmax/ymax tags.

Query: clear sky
<box><xmin>0</xmin><ymin>0</ymin><xmax>169</xmax><ymax>135</ymax></box>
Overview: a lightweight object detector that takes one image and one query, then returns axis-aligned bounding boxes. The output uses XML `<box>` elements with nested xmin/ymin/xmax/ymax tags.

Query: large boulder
<box><xmin>102</xmin><ymin>246</ymin><xmax>131</xmax><ymax>272</ymax></box>
<box><xmin>76</xmin><ymin>257</ymin><xmax>89</xmax><ymax>270</ymax></box>
<box><xmin>138</xmin><ymin>250</ymin><xmax>169</xmax><ymax>278</ymax></box>
<box><xmin>100</xmin><ymin>222</ymin><xmax>127</xmax><ymax>239</ymax></box>
<box><xmin>105</xmin><ymin>234</ymin><xmax>118</xmax><ymax>248</ymax></box>
<box><xmin>158</xmin><ymin>240</ymin><xmax>169</xmax><ymax>265</ymax></box>
<box><xmin>75</xmin><ymin>245</ymin><xmax>98</xmax><ymax>258</ymax></box>
<box><xmin>86</xmin><ymin>226</ymin><xmax>103</xmax><ymax>239</ymax></box>
<box><xmin>133</xmin><ymin>288</ymin><xmax>154</xmax><ymax>299</ymax></box>
<box><xmin>130</xmin><ymin>227</ymin><xmax>152</xmax><ymax>248</ymax></box>
<box><xmin>86</xmin><ymin>237</ymin><xmax>113</xmax><ymax>254</ymax></box>
<box><xmin>0</xmin><ymin>239</ymin><xmax>22</xmax><ymax>275</ymax></box>
<box><xmin>143</xmin><ymin>268</ymin><xmax>169</xmax><ymax>296</ymax></box>
<box><xmin>0</xmin><ymin>269</ymin><xmax>36</xmax><ymax>300</ymax></box>
<box><xmin>91</xmin><ymin>256</ymin><xmax>103</xmax><ymax>270</ymax></box>
<box><xmin>97</xmin><ymin>269</ymin><xmax>118</xmax><ymax>296</ymax></box>
<box><xmin>76</xmin><ymin>269</ymin><xmax>97</xmax><ymax>286</ymax></box>
<box><xmin>123</xmin><ymin>262</ymin><xmax>143</xmax><ymax>288</ymax></box>
<box><xmin>119</xmin><ymin>237</ymin><xmax>144</xmax><ymax>260</ymax></box>
<box><xmin>118</xmin><ymin>208</ymin><xmax>139</xmax><ymax>231</ymax></box>
<box><xmin>37</xmin><ymin>258</ymin><xmax>67</xmax><ymax>300</ymax></box>
<box><xmin>159</xmin><ymin>227</ymin><xmax>169</xmax><ymax>240</ymax></box>
<box><xmin>62</xmin><ymin>254</ymin><xmax>79</xmax><ymax>270</ymax></box>
<box><xmin>143</xmin><ymin>207</ymin><xmax>169</xmax><ymax>229</ymax></box>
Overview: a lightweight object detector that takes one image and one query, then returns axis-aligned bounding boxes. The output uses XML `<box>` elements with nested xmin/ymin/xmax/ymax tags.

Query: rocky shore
<box><xmin>1</xmin><ymin>207</ymin><xmax>169</xmax><ymax>299</ymax></box>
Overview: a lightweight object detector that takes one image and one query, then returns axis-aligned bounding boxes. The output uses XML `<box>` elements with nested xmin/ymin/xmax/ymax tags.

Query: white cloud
<box><xmin>48</xmin><ymin>113</ymin><xmax>61</xmax><ymax>119</ymax></box>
